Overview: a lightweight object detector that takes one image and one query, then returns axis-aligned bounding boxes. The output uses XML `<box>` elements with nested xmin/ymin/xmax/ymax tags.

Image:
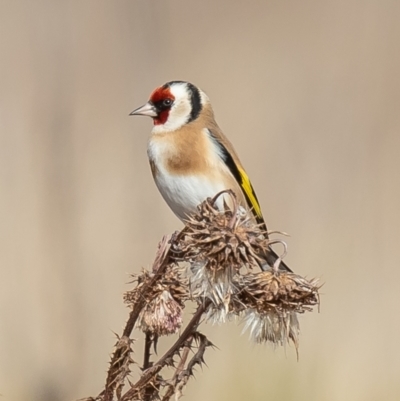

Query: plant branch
<box><xmin>120</xmin><ymin>301</ymin><xmax>210</xmax><ymax>401</ymax></box>
<box><xmin>103</xmin><ymin>235</ymin><xmax>174</xmax><ymax>401</ymax></box>
<box><xmin>143</xmin><ymin>332</ymin><xmax>153</xmax><ymax>371</ymax></box>
<box><xmin>160</xmin><ymin>337</ymin><xmax>194</xmax><ymax>401</ymax></box>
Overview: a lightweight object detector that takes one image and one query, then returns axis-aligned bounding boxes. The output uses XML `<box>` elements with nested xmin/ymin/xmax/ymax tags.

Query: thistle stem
<box><xmin>121</xmin><ymin>301</ymin><xmax>209</xmax><ymax>401</ymax></box>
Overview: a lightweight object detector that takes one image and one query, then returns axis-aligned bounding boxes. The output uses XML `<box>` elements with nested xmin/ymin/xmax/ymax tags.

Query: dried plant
<box><xmin>77</xmin><ymin>191</ymin><xmax>320</xmax><ymax>401</ymax></box>
<box><xmin>124</xmin><ymin>266</ymin><xmax>188</xmax><ymax>336</ymax></box>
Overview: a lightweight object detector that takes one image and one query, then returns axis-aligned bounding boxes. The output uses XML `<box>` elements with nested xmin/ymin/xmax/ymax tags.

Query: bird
<box><xmin>130</xmin><ymin>81</ymin><xmax>291</xmax><ymax>272</ymax></box>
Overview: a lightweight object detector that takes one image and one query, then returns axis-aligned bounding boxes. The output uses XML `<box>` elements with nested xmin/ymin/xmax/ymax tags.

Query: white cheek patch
<box><xmin>151</xmin><ymin>83</ymin><xmax>193</xmax><ymax>135</ymax></box>
<box><xmin>152</xmin><ymin>102</ymin><xmax>191</xmax><ymax>135</ymax></box>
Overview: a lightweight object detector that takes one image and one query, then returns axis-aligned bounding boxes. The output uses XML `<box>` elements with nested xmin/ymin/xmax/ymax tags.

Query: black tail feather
<box><xmin>261</xmin><ymin>247</ymin><xmax>293</xmax><ymax>272</ymax></box>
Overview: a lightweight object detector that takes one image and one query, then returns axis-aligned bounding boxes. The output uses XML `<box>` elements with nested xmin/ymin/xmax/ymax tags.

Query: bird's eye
<box><xmin>162</xmin><ymin>99</ymin><xmax>172</xmax><ymax>107</ymax></box>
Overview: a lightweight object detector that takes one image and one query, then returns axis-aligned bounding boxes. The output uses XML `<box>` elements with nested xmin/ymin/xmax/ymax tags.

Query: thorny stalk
<box><xmin>78</xmin><ymin>191</ymin><xmax>321</xmax><ymax>401</ymax></box>
<box><xmin>102</xmin><ymin>236</ymin><xmax>175</xmax><ymax>401</ymax></box>
<box><xmin>120</xmin><ymin>303</ymin><xmax>209</xmax><ymax>401</ymax></box>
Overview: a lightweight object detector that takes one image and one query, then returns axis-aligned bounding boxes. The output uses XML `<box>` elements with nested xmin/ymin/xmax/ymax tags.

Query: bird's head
<box><xmin>130</xmin><ymin>81</ymin><xmax>209</xmax><ymax>133</ymax></box>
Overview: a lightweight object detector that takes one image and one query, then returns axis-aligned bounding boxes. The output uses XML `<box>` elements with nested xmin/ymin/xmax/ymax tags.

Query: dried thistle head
<box><xmin>174</xmin><ymin>190</ymin><xmax>270</xmax><ymax>305</ymax></box>
<box><xmin>238</xmin><ymin>271</ymin><xmax>320</xmax><ymax>313</ymax></box>
<box><xmin>124</xmin><ymin>266</ymin><xmax>189</xmax><ymax>336</ymax></box>
<box><xmin>236</xmin><ymin>271</ymin><xmax>320</xmax><ymax>349</ymax></box>
<box><xmin>138</xmin><ymin>290</ymin><xmax>183</xmax><ymax>336</ymax></box>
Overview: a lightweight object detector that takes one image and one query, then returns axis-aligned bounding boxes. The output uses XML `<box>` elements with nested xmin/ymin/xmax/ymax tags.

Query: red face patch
<box><xmin>154</xmin><ymin>110</ymin><xmax>168</xmax><ymax>125</ymax></box>
<box><xmin>149</xmin><ymin>86</ymin><xmax>175</xmax><ymax>125</ymax></box>
<box><xmin>150</xmin><ymin>86</ymin><xmax>173</xmax><ymax>103</ymax></box>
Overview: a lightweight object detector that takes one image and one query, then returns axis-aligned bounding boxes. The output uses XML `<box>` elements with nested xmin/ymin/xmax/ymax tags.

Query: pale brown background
<box><xmin>1</xmin><ymin>1</ymin><xmax>400</xmax><ymax>400</ymax></box>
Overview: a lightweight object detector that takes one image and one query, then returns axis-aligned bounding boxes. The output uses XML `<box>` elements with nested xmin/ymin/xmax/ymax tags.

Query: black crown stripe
<box><xmin>164</xmin><ymin>81</ymin><xmax>202</xmax><ymax>124</ymax></box>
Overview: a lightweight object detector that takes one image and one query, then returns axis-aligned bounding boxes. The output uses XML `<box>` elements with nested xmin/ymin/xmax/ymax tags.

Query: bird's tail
<box><xmin>261</xmin><ymin>247</ymin><xmax>293</xmax><ymax>272</ymax></box>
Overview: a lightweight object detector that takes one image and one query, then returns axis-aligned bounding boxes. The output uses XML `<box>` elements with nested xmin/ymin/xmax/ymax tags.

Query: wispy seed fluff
<box><xmin>243</xmin><ymin>310</ymin><xmax>300</xmax><ymax>348</ymax></box>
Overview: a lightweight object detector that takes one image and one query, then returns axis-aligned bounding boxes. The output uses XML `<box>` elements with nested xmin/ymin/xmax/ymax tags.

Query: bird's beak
<box><xmin>129</xmin><ymin>102</ymin><xmax>158</xmax><ymax>117</ymax></box>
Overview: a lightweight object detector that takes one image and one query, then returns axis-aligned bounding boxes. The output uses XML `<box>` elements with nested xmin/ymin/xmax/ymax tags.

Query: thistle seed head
<box><xmin>124</xmin><ymin>266</ymin><xmax>189</xmax><ymax>336</ymax></box>
<box><xmin>236</xmin><ymin>271</ymin><xmax>320</xmax><ymax>349</ymax></box>
<box><xmin>238</xmin><ymin>271</ymin><xmax>320</xmax><ymax>314</ymax></box>
<box><xmin>138</xmin><ymin>290</ymin><xmax>183</xmax><ymax>336</ymax></box>
<box><xmin>174</xmin><ymin>191</ymin><xmax>271</xmax><ymax>305</ymax></box>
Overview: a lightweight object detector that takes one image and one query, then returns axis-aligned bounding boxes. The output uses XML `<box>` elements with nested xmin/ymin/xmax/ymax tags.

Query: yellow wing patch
<box><xmin>206</xmin><ymin>129</ymin><xmax>265</xmax><ymax>224</ymax></box>
<box><xmin>237</xmin><ymin>166</ymin><xmax>263</xmax><ymax>219</ymax></box>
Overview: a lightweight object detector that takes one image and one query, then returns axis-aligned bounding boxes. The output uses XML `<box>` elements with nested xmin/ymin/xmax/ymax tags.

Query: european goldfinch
<box><xmin>130</xmin><ymin>81</ymin><xmax>291</xmax><ymax>272</ymax></box>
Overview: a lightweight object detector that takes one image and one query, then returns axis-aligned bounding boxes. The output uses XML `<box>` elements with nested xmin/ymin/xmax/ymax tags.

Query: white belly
<box><xmin>154</xmin><ymin>171</ymin><xmax>230</xmax><ymax>221</ymax></box>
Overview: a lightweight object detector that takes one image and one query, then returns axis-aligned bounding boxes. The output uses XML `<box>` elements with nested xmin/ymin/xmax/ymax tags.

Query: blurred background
<box><xmin>1</xmin><ymin>1</ymin><xmax>400</xmax><ymax>400</ymax></box>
